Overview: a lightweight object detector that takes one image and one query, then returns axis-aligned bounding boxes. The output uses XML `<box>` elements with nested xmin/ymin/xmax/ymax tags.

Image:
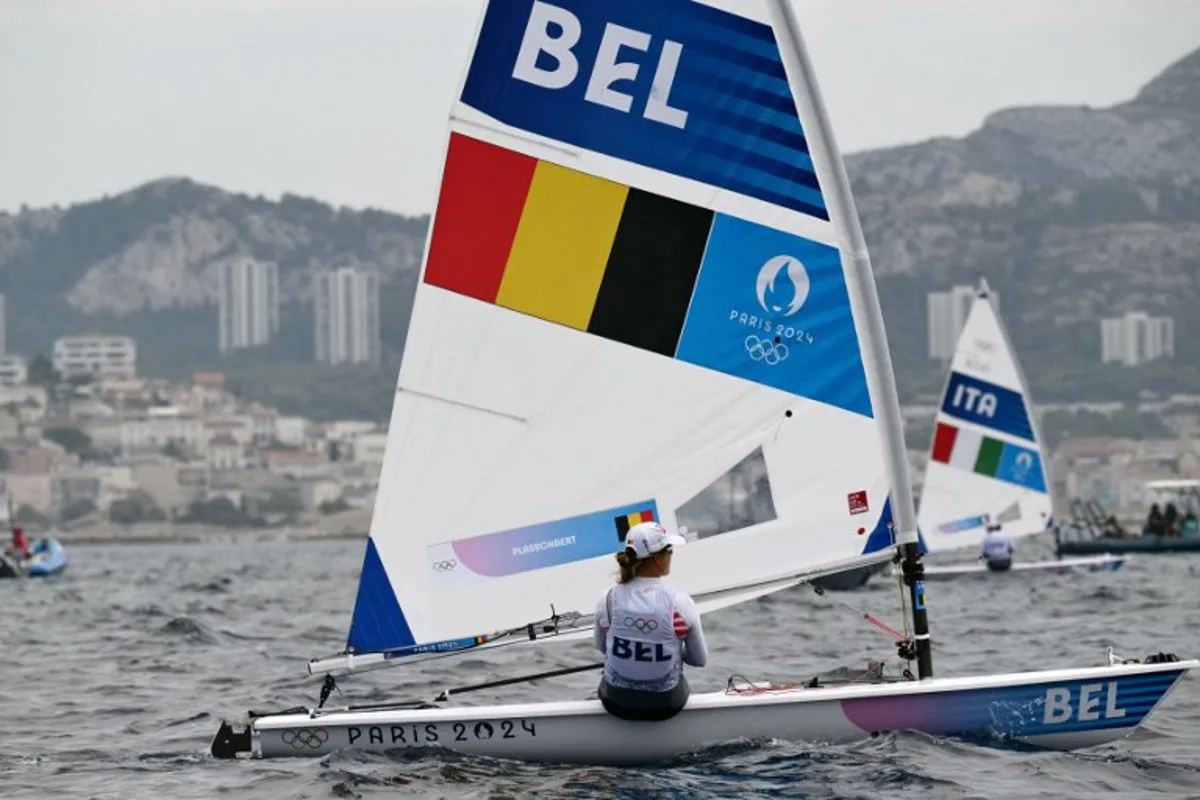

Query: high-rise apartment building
<box><xmin>219</xmin><ymin>258</ymin><xmax>279</xmax><ymax>353</ymax></box>
<box><xmin>927</xmin><ymin>285</ymin><xmax>999</xmax><ymax>361</ymax></box>
<box><xmin>314</xmin><ymin>267</ymin><xmax>381</xmax><ymax>365</ymax></box>
<box><xmin>1100</xmin><ymin>311</ymin><xmax>1174</xmax><ymax>367</ymax></box>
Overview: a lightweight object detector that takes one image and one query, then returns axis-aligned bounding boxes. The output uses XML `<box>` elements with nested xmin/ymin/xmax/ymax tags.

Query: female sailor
<box><xmin>593</xmin><ymin>521</ymin><xmax>708</xmax><ymax>721</ymax></box>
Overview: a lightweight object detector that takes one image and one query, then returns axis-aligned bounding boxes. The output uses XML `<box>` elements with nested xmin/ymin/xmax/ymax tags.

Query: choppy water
<box><xmin>1</xmin><ymin>537</ymin><xmax>1197</xmax><ymax>799</ymax></box>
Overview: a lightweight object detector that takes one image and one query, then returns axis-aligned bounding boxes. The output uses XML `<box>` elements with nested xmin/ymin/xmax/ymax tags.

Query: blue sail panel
<box><xmin>860</xmin><ymin>497</ymin><xmax>928</xmax><ymax>555</ymax></box>
<box><xmin>460</xmin><ymin>0</ymin><xmax>830</xmax><ymax>220</ymax></box>
<box><xmin>346</xmin><ymin>538</ymin><xmax>416</xmax><ymax>654</ymax></box>
<box><xmin>940</xmin><ymin>371</ymin><xmax>1036</xmax><ymax>443</ymax></box>
<box><xmin>674</xmin><ymin>214</ymin><xmax>872</xmax><ymax>418</ymax></box>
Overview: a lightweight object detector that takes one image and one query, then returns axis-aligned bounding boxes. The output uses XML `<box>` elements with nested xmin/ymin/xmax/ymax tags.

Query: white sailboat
<box><xmin>211</xmin><ymin>0</ymin><xmax>1193</xmax><ymax>763</ymax></box>
<box><xmin>915</xmin><ymin>280</ymin><xmax>1126</xmax><ymax>580</ymax></box>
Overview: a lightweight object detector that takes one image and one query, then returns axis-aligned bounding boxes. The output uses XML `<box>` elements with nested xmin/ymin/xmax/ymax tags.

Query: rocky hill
<box><xmin>0</xmin><ymin>180</ymin><xmax>426</xmax><ymax>315</ymax></box>
<box><xmin>851</xmin><ymin>47</ymin><xmax>1200</xmax><ymax>397</ymax></box>
<box><xmin>1</xmin><ymin>46</ymin><xmax>1197</xmax><ymax>414</ymax></box>
<box><xmin>0</xmin><ymin>180</ymin><xmax>428</xmax><ymax>379</ymax></box>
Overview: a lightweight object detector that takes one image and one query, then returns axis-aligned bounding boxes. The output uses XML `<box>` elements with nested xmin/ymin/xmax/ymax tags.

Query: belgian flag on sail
<box><xmin>425</xmin><ymin>133</ymin><xmax>714</xmax><ymax>358</ymax></box>
<box><xmin>615</xmin><ymin>509</ymin><xmax>657</xmax><ymax>543</ymax></box>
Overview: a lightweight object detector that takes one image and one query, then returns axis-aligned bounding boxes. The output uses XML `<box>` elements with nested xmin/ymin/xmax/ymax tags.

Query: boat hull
<box><xmin>227</xmin><ymin>661</ymin><xmax>1194</xmax><ymax>765</ymax></box>
<box><xmin>919</xmin><ymin>554</ymin><xmax>1126</xmax><ymax>580</ymax></box>
<box><xmin>26</xmin><ymin>538</ymin><xmax>67</xmax><ymax>577</ymax></box>
<box><xmin>1058</xmin><ymin>536</ymin><xmax>1200</xmax><ymax>555</ymax></box>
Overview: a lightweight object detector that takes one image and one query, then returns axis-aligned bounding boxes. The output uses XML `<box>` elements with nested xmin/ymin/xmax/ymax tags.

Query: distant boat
<box><xmin>1</xmin><ymin>495</ymin><xmax>68</xmax><ymax>579</ymax></box>
<box><xmin>914</xmin><ymin>278</ymin><xmax>1124</xmax><ymax>579</ymax></box>
<box><xmin>0</xmin><ymin>537</ymin><xmax>68</xmax><ymax>579</ymax></box>
<box><xmin>1057</xmin><ymin>481</ymin><xmax>1200</xmax><ymax>555</ymax></box>
<box><xmin>26</xmin><ymin>537</ymin><xmax>68</xmax><ymax>577</ymax></box>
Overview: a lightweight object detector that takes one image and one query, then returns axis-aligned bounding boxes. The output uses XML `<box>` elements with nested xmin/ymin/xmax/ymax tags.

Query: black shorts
<box><xmin>598</xmin><ymin>676</ymin><xmax>690</xmax><ymax>721</ymax></box>
<box><xmin>986</xmin><ymin>558</ymin><xmax>1012</xmax><ymax>573</ymax></box>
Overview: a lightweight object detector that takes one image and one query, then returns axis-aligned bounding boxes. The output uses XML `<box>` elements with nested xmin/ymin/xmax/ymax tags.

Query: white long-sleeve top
<box><xmin>593</xmin><ymin>576</ymin><xmax>708</xmax><ymax>692</ymax></box>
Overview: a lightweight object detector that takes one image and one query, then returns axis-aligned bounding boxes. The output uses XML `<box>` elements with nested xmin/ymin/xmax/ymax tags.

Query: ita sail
<box><xmin>331</xmin><ymin>0</ymin><xmax>919</xmax><ymax>672</ymax></box>
<box><xmin>917</xmin><ymin>279</ymin><xmax>1052</xmax><ymax>555</ymax></box>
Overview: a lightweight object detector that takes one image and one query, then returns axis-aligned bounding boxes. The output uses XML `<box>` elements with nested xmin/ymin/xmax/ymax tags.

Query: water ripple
<box><xmin>0</xmin><ymin>540</ymin><xmax>1196</xmax><ymax>799</ymax></box>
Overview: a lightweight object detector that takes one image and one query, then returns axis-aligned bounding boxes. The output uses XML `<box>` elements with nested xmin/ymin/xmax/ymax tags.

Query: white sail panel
<box><xmin>917</xmin><ymin>282</ymin><xmax>1052</xmax><ymax>555</ymax></box>
<box><xmin>346</xmin><ymin>0</ymin><xmax>902</xmax><ymax>655</ymax></box>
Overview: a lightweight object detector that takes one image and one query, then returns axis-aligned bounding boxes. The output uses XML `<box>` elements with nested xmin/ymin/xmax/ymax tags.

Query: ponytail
<box><xmin>615</xmin><ymin>547</ymin><xmax>642</xmax><ymax>584</ymax></box>
<box><xmin>615</xmin><ymin>545</ymin><xmax>673</xmax><ymax>584</ymax></box>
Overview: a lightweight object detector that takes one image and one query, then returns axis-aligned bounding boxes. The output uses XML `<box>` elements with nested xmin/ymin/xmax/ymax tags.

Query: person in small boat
<box><xmin>1103</xmin><ymin>514</ymin><xmax>1129</xmax><ymax>539</ymax></box>
<box><xmin>1145</xmin><ymin>504</ymin><xmax>1165</xmax><ymax>537</ymax></box>
<box><xmin>980</xmin><ymin>522</ymin><xmax>1013</xmax><ymax>572</ymax></box>
<box><xmin>1182</xmin><ymin>510</ymin><xmax>1199</xmax><ymax>538</ymax></box>
<box><xmin>9</xmin><ymin>525</ymin><xmax>31</xmax><ymax>560</ymax></box>
<box><xmin>593</xmin><ymin>521</ymin><xmax>708</xmax><ymax>721</ymax></box>
<box><xmin>1163</xmin><ymin>503</ymin><xmax>1181</xmax><ymax>537</ymax></box>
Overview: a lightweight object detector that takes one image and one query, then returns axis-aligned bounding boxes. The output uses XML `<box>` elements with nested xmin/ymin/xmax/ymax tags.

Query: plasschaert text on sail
<box><xmin>512</xmin><ymin>536</ymin><xmax>578</xmax><ymax>557</ymax></box>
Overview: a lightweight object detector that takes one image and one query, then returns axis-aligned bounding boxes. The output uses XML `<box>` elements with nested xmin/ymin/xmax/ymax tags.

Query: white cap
<box><xmin>625</xmin><ymin>521</ymin><xmax>686</xmax><ymax>559</ymax></box>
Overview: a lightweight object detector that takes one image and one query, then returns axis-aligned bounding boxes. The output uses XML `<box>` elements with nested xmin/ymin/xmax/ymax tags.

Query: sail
<box><xmin>917</xmin><ymin>280</ymin><xmax>1052</xmax><ymax>554</ymax></box>
<box><xmin>345</xmin><ymin>0</ymin><xmax>906</xmax><ymax>657</ymax></box>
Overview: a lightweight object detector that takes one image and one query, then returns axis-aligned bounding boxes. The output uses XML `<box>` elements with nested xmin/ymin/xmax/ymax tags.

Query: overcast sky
<box><xmin>2</xmin><ymin>0</ymin><xmax>1198</xmax><ymax>216</ymax></box>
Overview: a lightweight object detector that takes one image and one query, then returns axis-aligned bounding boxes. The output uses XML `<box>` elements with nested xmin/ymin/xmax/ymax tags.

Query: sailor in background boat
<box><xmin>593</xmin><ymin>522</ymin><xmax>708</xmax><ymax>722</ymax></box>
<box><xmin>8</xmin><ymin>525</ymin><xmax>31</xmax><ymax>560</ymax></box>
<box><xmin>980</xmin><ymin>521</ymin><xmax>1014</xmax><ymax>572</ymax></box>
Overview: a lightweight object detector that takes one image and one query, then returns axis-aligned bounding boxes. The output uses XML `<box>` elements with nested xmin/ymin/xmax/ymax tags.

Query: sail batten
<box><xmin>344</xmin><ymin>0</ymin><xmax>918</xmax><ymax>657</ymax></box>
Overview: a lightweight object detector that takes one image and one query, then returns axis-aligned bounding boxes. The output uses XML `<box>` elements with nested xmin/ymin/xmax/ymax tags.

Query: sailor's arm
<box><xmin>675</xmin><ymin>594</ymin><xmax>708</xmax><ymax>667</ymax></box>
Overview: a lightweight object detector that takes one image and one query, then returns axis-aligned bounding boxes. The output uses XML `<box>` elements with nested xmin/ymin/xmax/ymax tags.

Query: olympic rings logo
<box><xmin>432</xmin><ymin>559</ymin><xmax>458</xmax><ymax>572</ymax></box>
<box><xmin>745</xmin><ymin>335</ymin><xmax>789</xmax><ymax>365</ymax></box>
<box><xmin>281</xmin><ymin>728</ymin><xmax>329</xmax><ymax>750</ymax></box>
<box><xmin>623</xmin><ymin>617</ymin><xmax>659</xmax><ymax>632</ymax></box>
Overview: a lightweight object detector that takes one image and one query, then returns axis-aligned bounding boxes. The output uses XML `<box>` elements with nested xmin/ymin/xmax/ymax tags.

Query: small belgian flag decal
<box><xmin>615</xmin><ymin>509</ymin><xmax>657</xmax><ymax>543</ymax></box>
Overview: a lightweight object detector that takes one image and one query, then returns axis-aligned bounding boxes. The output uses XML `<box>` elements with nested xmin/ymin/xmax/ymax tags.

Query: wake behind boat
<box><xmin>913</xmin><ymin>279</ymin><xmax>1124</xmax><ymax>581</ymax></box>
<box><xmin>211</xmin><ymin>0</ymin><xmax>1193</xmax><ymax>763</ymax></box>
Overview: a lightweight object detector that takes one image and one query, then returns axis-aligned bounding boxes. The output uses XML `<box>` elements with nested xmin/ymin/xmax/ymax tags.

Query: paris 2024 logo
<box><xmin>734</xmin><ymin>255</ymin><xmax>815</xmax><ymax>366</ymax></box>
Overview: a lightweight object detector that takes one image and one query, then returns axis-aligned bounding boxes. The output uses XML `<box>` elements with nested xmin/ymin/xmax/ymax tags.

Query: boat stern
<box><xmin>210</xmin><ymin>720</ymin><xmax>254</xmax><ymax>759</ymax></box>
<box><xmin>212</xmin><ymin>710</ymin><xmax>363</xmax><ymax>760</ymax></box>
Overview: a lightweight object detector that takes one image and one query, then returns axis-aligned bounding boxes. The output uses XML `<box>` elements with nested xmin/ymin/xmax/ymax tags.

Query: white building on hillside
<box><xmin>1100</xmin><ymin>312</ymin><xmax>1174</xmax><ymax>367</ymax></box>
<box><xmin>219</xmin><ymin>258</ymin><xmax>279</xmax><ymax>353</ymax></box>
<box><xmin>53</xmin><ymin>335</ymin><xmax>137</xmax><ymax>380</ymax></box>
<box><xmin>314</xmin><ymin>267</ymin><xmax>381</xmax><ymax>365</ymax></box>
<box><xmin>0</xmin><ymin>354</ymin><xmax>26</xmax><ymax>386</ymax></box>
<box><xmin>927</xmin><ymin>285</ymin><xmax>999</xmax><ymax>362</ymax></box>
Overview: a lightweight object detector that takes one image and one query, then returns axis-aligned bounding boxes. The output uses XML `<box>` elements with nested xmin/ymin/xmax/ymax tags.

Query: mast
<box><xmin>768</xmin><ymin>0</ymin><xmax>931</xmax><ymax>678</ymax></box>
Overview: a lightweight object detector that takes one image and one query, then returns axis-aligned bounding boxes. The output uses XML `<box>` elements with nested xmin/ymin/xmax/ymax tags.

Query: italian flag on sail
<box><xmin>930</xmin><ymin>422</ymin><xmax>1006</xmax><ymax>477</ymax></box>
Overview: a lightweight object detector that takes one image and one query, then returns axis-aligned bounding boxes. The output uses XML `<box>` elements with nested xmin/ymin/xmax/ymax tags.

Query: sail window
<box><xmin>674</xmin><ymin>447</ymin><xmax>778</xmax><ymax>539</ymax></box>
